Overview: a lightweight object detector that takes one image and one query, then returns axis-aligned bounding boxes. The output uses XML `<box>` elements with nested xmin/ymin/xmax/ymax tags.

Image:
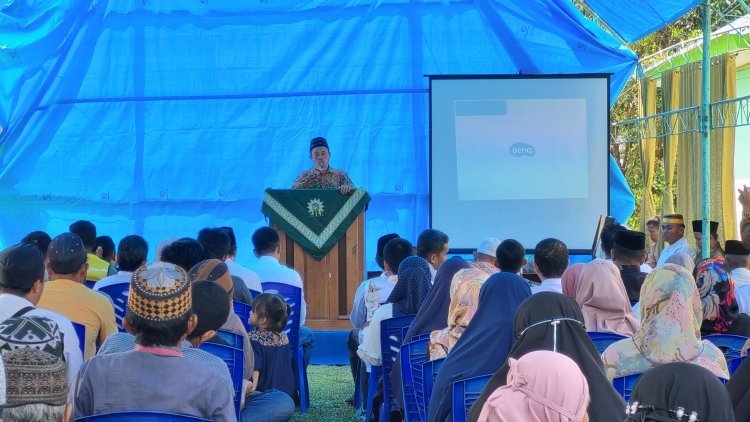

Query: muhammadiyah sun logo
<box><xmin>306</xmin><ymin>198</ymin><xmax>325</xmax><ymax>217</ymax></box>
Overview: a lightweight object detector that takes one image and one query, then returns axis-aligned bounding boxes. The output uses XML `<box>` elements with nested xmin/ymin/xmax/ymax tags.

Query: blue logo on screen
<box><xmin>509</xmin><ymin>143</ymin><xmax>535</xmax><ymax>157</ymax></box>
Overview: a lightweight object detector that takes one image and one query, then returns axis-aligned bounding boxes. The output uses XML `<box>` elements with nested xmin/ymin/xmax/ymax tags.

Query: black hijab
<box><xmin>387</xmin><ymin>256</ymin><xmax>432</xmax><ymax>317</ymax></box>
<box><xmin>467</xmin><ymin>292</ymin><xmax>624</xmax><ymax>422</ymax></box>
<box><xmin>627</xmin><ymin>362</ymin><xmax>734</xmax><ymax>421</ymax></box>
<box><xmin>427</xmin><ymin>272</ymin><xmax>531</xmax><ymax>422</ymax></box>
<box><xmin>727</xmin><ymin>355</ymin><xmax>750</xmax><ymax>420</ymax></box>
<box><xmin>392</xmin><ymin>256</ymin><xmax>471</xmax><ymax>409</ymax></box>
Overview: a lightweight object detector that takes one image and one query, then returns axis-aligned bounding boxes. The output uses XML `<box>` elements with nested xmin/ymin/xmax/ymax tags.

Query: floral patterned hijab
<box><xmin>695</xmin><ymin>259</ymin><xmax>741</xmax><ymax>334</ymax></box>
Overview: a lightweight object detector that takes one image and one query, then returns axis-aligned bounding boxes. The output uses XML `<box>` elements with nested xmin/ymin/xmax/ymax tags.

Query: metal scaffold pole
<box><xmin>701</xmin><ymin>0</ymin><xmax>712</xmax><ymax>260</ymax></box>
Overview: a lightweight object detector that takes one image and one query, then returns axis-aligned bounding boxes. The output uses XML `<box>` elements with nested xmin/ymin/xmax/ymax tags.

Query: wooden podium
<box><xmin>262</xmin><ymin>189</ymin><xmax>369</xmax><ymax>330</ymax></box>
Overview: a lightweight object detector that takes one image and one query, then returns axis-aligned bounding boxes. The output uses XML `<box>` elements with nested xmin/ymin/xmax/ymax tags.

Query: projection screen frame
<box><xmin>428</xmin><ymin>73</ymin><xmax>611</xmax><ymax>255</ymax></box>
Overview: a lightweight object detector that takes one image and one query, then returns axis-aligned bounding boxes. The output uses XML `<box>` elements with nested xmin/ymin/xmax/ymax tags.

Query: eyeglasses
<box><xmin>625</xmin><ymin>402</ymin><xmax>701</xmax><ymax>421</ymax></box>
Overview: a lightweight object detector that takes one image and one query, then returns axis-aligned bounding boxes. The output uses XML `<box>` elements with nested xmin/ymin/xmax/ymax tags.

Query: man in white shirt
<box><xmin>0</xmin><ymin>243</ymin><xmax>83</xmax><ymax>401</ymax></box>
<box><xmin>726</xmin><ymin>240</ymin><xmax>750</xmax><ymax>315</ymax></box>
<box><xmin>219</xmin><ymin>226</ymin><xmax>262</xmax><ymax>294</ymax></box>
<box><xmin>656</xmin><ymin>214</ymin><xmax>696</xmax><ymax>266</ymax></box>
<box><xmin>250</xmin><ymin>226</ymin><xmax>314</xmax><ymax>367</ymax></box>
<box><xmin>416</xmin><ymin>229</ymin><xmax>449</xmax><ymax>283</ymax></box>
<box><xmin>93</xmin><ymin>235</ymin><xmax>148</xmax><ymax>291</ymax></box>
<box><xmin>530</xmin><ymin>238</ymin><xmax>568</xmax><ymax>295</ymax></box>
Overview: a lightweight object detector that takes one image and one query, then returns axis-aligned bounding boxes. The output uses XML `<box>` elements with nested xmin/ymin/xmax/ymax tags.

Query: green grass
<box><xmin>292</xmin><ymin>365</ymin><xmax>360</xmax><ymax>421</ymax></box>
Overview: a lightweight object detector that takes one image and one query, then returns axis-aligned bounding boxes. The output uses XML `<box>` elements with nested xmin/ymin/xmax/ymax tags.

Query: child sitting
<box><xmin>249</xmin><ymin>293</ymin><xmax>296</xmax><ymax>399</ymax></box>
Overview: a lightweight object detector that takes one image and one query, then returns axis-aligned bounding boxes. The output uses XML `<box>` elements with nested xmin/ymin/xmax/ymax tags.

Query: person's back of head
<box><xmin>533</xmin><ymin>238</ymin><xmax>569</xmax><ymax>279</ymax></box>
<box><xmin>251</xmin><ymin>293</ymin><xmax>290</xmax><ymax>332</ymax></box>
<box><xmin>69</xmin><ymin>220</ymin><xmax>97</xmax><ymax>252</ymax></box>
<box><xmin>20</xmin><ymin>231</ymin><xmax>52</xmax><ymax>256</ymax></box>
<box><xmin>189</xmin><ymin>280</ymin><xmax>230</xmax><ymax>344</ymax></box>
<box><xmin>383</xmin><ymin>238</ymin><xmax>414</xmax><ymax>275</ymax></box>
<box><xmin>188</xmin><ymin>259</ymin><xmax>234</xmax><ymax>296</ymax></box>
<box><xmin>197</xmin><ymin>228</ymin><xmax>231</xmax><ymax>261</ymax></box>
<box><xmin>496</xmin><ymin>239</ymin><xmax>526</xmax><ymax>273</ymax></box>
<box><xmin>725</xmin><ymin>240</ymin><xmax>750</xmax><ymax>271</ymax></box>
<box><xmin>0</xmin><ymin>243</ymin><xmax>46</xmax><ymax>299</ymax></box>
<box><xmin>124</xmin><ymin>262</ymin><xmax>195</xmax><ymax>348</ymax></box>
<box><xmin>95</xmin><ymin>235</ymin><xmax>116</xmax><ymax>263</ymax></box>
<box><xmin>117</xmin><ymin>235</ymin><xmax>149</xmax><ymax>272</ymax></box>
<box><xmin>417</xmin><ymin>229</ymin><xmax>449</xmax><ymax>269</ymax></box>
<box><xmin>2</xmin><ymin>348</ymin><xmax>69</xmax><ymax>422</ymax></box>
<box><xmin>160</xmin><ymin>238</ymin><xmax>208</xmax><ymax>272</ymax></box>
<box><xmin>375</xmin><ymin>233</ymin><xmax>400</xmax><ymax>270</ymax></box>
<box><xmin>252</xmin><ymin>226</ymin><xmax>280</xmax><ymax>256</ymax></box>
<box><xmin>219</xmin><ymin>226</ymin><xmax>238</xmax><ymax>258</ymax></box>
<box><xmin>600</xmin><ymin>223</ymin><xmax>626</xmax><ymax>259</ymax></box>
<box><xmin>474</xmin><ymin>238</ymin><xmax>501</xmax><ymax>265</ymax></box>
<box><xmin>612</xmin><ymin>230</ymin><xmax>646</xmax><ymax>266</ymax></box>
<box><xmin>46</xmin><ymin>233</ymin><xmax>88</xmax><ymax>282</ymax></box>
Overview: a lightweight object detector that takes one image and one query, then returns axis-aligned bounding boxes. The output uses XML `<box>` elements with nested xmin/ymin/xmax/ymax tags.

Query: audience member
<box><xmin>95</xmin><ymin>235</ymin><xmax>117</xmax><ymax>275</ymax></box>
<box><xmin>429</xmin><ymin>239</ymin><xmax>502</xmax><ymax>360</ymax></box>
<box><xmin>357</xmin><ymin>256</ymin><xmax>431</xmax><ymax>366</ymax></box>
<box><xmin>645</xmin><ymin>216</ymin><xmax>660</xmax><ymax>267</ymax></box>
<box><xmin>250</xmin><ymin>226</ymin><xmax>314</xmax><ymax>368</ymax></box>
<box><xmin>249</xmin><ymin>293</ymin><xmax>296</xmax><ymax>399</ymax></box>
<box><xmin>0</xmin><ymin>243</ymin><xmax>82</xmax><ymax>397</ymax></box>
<box><xmin>428</xmin><ymin>272</ymin><xmax>531</xmax><ymax>422</ymax></box>
<box><xmin>198</xmin><ymin>227</ymin><xmax>253</xmax><ymax>304</ymax></box>
<box><xmin>561</xmin><ymin>263</ymin><xmax>584</xmax><ymax>299</ymax></box>
<box><xmin>20</xmin><ymin>231</ymin><xmax>52</xmax><ymax>256</ymax></box>
<box><xmin>693</xmin><ymin>258</ymin><xmax>750</xmax><ymax>336</ymax></box>
<box><xmin>160</xmin><ymin>237</ymin><xmax>208</xmax><ymax>272</ymax></box>
<box><xmin>94</xmin><ymin>235</ymin><xmax>148</xmax><ymax>291</ymax></box>
<box><xmin>575</xmin><ymin>259</ymin><xmax>639</xmax><ymax>336</ymax></box>
<box><xmin>468</xmin><ymin>293</ymin><xmax>624</xmax><ymax>422</ymax></box>
<box><xmin>627</xmin><ymin>362</ymin><xmax>733</xmax><ymax>422</ymax></box>
<box><xmin>599</xmin><ymin>222</ymin><xmax>626</xmax><ymax>260</ymax></box>
<box><xmin>495</xmin><ymin>239</ymin><xmax>526</xmax><ymax>274</ymax></box>
<box><xmin>69</xmin><ymin>220</ymin><xmax>115</xmax><ymax>281</ymax></box>
<box><xmin>611</xmin><ymin>230</ymin><xmax>649</xmax><ymax>302</ymax></box>
<box><xmin>531</xmin><ymin>238</ymin><xmax>568</xmax><ymax>294</ymax></box>
<box><xmin>154</xmin><ymin>236</ymin><xmax>177</xmax><ymax>261</ymax></box>
<box><xmin>692</xmin><ymin>219</ymin><xmax>724</xmax><ymax>259</ymax></box>
<box><xmin>416</xmin><ymin>229</ymin><xmax>449</xmax><ymax>282</ymax></box>
<box><xmin>726</xmin><ymin>240</ymin><xmax>750</xmax><ymax>315</ymax></box>
<box><xmin>656</xmin><ymin>214</ymin><xmax>696</xmax><ymax>265</ymax></box>
<box><xmin>72</xmin><ymin>262</ymin><xmax>235</xmax><ymax>421</ymax></box>
<box><xmin>2</xmin><ymin>349</ymin><xmax>70</xmax><ymax>422</ymax></box>
<box><xmin>601</xmin><ymin>264</ymin><xmax>728</xmax><ymax>381</ymax></box>
<box><xmin>663</xmin><ymin>251</ymin><xmax>695</xmax><ymax>271</ymax></box>
<box><xmin>477</xmin><ymin>351</ymin><xmax>589</xmax><ymax>422</ymax></box>
<box><xmin>220</xmin><ymin>226</ymin><xmax>263</xmax><ymax>293</ymax></box>
<box><xmin>37</xmin><ymin>233</ymin><xmax>117</xmax><ymax>359</ymax></box>
<box><xmin>363</xmin><ymin>237</ymin><xmax>413</xmax><ymax>327</ymax></box>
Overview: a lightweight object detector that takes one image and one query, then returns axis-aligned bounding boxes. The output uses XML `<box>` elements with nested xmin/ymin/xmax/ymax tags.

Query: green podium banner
<box><xmin>261</xmin><ymin>188</ymin><xmax>371</xmax><ymax>260</ymax></box>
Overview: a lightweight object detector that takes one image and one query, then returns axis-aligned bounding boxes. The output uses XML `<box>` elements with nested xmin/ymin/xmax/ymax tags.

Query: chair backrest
<box><xmin>72</xmin><ymin>321</ymin><xmax>86</xmax><ymax>356</ymax></box>
<box><xmin>97</xmin><ymin>283</ymin><xmax>130</xmax><ymax>332</ymax></box>
<box><xmin>422</xmin><ymin>358</ymin><xmax>445</xmax><ymax>420</ymax></box>
<box><xmin>232</xmin><ymin>300</ymin><xmax>252</xmax><ymax>333</ymax></box>
<box><xmin>199</xmin><ymin>342</ymin><xmax>243</xmax><ymax>420</ymax></box>
<box><xmin>260</xmin><ymin>282</ymin><xmax>302</xmax><ymax>351</ymax></box>
<box><xmin>249</xmin><ymin>289</ymin><xmax>262</xmax><ymax>300</ymax></box>
<box><xmin>214</xmin><ymin>330</ymin><xmax>243</xmax><ymax>349</ymax></box>
<box><xmin>84</xmin><ymin>280</ymin><xmax>97</xmax><ymax>289</ymax></box>
<box><xmin>400</xmin><ymin>338</ymin><xmax>429</xmax><ymax>422</ymax></box>
<box><xmin>612</xmin><ymin>373</ymin><xmax>641</xmax><ymax>402</ymax></box>
<box><xmin>380</xmin><ymin>314</ymin><xmax>416</xmax><ymax>415</ymax></box>
<box><xmin>451</xmin><ymin>374</ymin><xmax>492</xmax><ymax>422</ymax></box>
<box><xmin>74</xmin><ymin>411</ymin><xmax>210</xmax><ymax>421</ymax></box>
<box><xmin>703</xmin><ymin>334</ymin><xmax>749</xmax><ymax>360</ymax></box>
<box><xmin>587</xmin><ymin>332</ymin><xmax>627</xmax><ymax>354</ymax></box>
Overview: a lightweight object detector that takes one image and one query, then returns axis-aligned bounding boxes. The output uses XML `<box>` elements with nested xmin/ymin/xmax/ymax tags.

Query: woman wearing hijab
<box><xmin>694</xmin><ymin>258</ymin><xmax>750</xmax><ymax>336</ymax></box>
<box><xmin>391</xmin><ymin>256</ymin><xmax>470</xmax><ymax>409</ymax></box>
<box><xmin>477</xmin><ymin>351</ymin><xmax>590</xmax><ymax>422</ymax></box>
<box><xmin>601</xmin><ymin>264</ymin><xmax>728</xmax><ymax>381</ymax></box>
<box><xmin>561</xmin><ymin>263</ymin><xmax>585</xmax><ymax>299</ymax></box>
<box><xmin>357</xmin><ymin>256</ymin><xmax>432</xmax><ymax>366</ymax></box>
<box><xmin>626</xmin><ymin>362</ymin><xmax>734</xmax><ymax>422</ymax></box>
<box><xmin>427</xmin><ymin>272</ymin><xmax>531</xmax><ymax>422</ymax></box>
<box><xmin>468</xmin><ymin>292</ymin><xmax>624</xmax><ymax>422</ymax></box>
<box><xmin>575</xmin><ymin>259</ymin><xmax>639</xmax><ymax>336</ymax></box>
<box><xmin>664</xmin><ymin>252</ymin><xmax>695</xmax><ymax>272</ymax></box>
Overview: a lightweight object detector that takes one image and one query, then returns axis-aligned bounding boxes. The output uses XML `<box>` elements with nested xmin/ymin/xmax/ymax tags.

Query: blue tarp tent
<box><xmin>1</xmin><ymin>0</ymin><xmax>641</xmax><ymax>265</ymax></box>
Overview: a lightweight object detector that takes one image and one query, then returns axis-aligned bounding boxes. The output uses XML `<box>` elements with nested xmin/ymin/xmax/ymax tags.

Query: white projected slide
<box><xmin>454</xmin><ymin>99</ymin><xmax>588</xmax><ymax>201</ymax></box>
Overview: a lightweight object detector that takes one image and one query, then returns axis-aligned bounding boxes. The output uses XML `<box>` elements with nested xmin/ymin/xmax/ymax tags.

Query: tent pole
<box><xmin>701</xmin><ymin>0</ymin><xmax>711</xmax><ymax>260</ymax></box>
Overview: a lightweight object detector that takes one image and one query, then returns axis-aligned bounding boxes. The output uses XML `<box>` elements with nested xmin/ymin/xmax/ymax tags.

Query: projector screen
<box><xmin>430</xmin><ymin>75</ymin><xmax>610</xmax><ymax>252</ymax></box>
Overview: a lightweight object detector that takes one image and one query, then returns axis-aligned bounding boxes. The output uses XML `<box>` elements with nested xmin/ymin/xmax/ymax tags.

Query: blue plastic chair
<box><xmin>451</xmin><ymin>374</ymin><xmax>492</xmax><ymax>422</ymax></box>
<box><xmin>250</xmin><ymin>289</ymin><xmax>262</xmax><ymax>300</ymax></box>
<box><xmin>612</xmin><ymin>373</ymin><xmax>641</xmax><ymax>402</ymax></box>
<box><xmin>199</xmin><ymin>342</ymin><xmax>243</xmax><ymax>421</ymax></box>
<box><xmin>365</xmin><ymin>364</ymin><xmax>382</xmax><ymax>422</ymax></box>
<box><xmin>97</xmin><ymin>283</ymin><xmax>129</xmax><ymax>332</ymax></box>
<box><xmin>261</xmin><ymin>282</ymin><xmax>308</xmax><ymax>413</ymax></box>
<box><xmin>214</xmin><ymin>329</ymin><xmax>243</xmax><ymax>348</ymax></box>
<box><xmin>380</xmin><ymin>314</ymin><xmax>416</xmax><ymax>421</ymax></box>
<box><xmin>84</xmin><ymin>280</ymin><xmax>96</xmax><ymax>289</ymax></box>
<box><xmin>74</xmin><ymin>411</ymin><xmax>210</xmax><ymax>421</ymax></box>
<box><xmin>587</xmin><ymin>331</ymin><xmax>627</xmax><ymax>354</ymax></box>
<box><xmin>72</xmin><ymin>321</ymin><xmax>86</xmax><ymax>356</ymax></box>
<box><xmin>729</xmin><ymin>355</ymin><xmax>747</xmax><ymax>375</ymax></box>
<box><xmin>703</xmin><ymin>334</ymin><xmax>748</xmax><ymax>360</ymax></box>
<box><xmin>422</xmin><ymin>358</ymin><xmax>445</xmax><ymax>420</ymax></box>
<box><xmin>400</xmin><ymin>337</ymin><xmax>429</xmax><ymax>422</ymax></box>
<box><xmin>232</xmin><ymin>300</ymin><xmax>252</xmax><ymax>333</ymax></box>
<box><xmin>401</xmin><ymin>326</ymin><xmax>431</xmax><ymax>341</ymax></box>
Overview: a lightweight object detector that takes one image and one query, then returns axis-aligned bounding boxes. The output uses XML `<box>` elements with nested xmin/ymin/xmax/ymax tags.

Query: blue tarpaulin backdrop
<box><xmin>0</xmin><ymin>0</ymin><xmax>644</xmax><ymax>266</ymax></box>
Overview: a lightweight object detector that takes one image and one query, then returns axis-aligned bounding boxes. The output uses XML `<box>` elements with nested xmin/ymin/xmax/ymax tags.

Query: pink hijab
<box><xmin>561</xmin><ymin>263</ymin><xmax>585</xmax><ymax>298</ymax></box>
<box><xmin>576</xmin><ymin>259</ymin><xmax>640</xmax><ymax>336</ymax></box>
<box><xmin>478</xmin><ymin>350</ymin><xmax>589</xmax><ymax>422</ymax></box>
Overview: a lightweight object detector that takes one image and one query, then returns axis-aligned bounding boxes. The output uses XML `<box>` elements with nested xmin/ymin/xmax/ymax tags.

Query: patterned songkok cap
<box><xmin>4</xmin><ymin>349</ymin><xmax>68</xmax><ymax>407</ymax></box>
<box><xmin>0</xmin><ymin>316</ymin><xmax>64</xmax><ymax>358</ymax></box>
<box><xmin>128</xmin><ymin>262</ymin><xmax>192</xmax><ymax>322</ymax></box>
